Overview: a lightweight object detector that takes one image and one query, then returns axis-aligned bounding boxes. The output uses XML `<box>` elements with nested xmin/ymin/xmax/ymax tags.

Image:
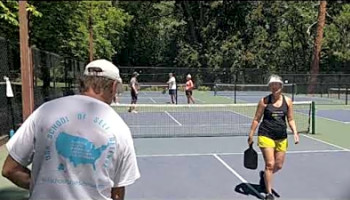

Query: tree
<box><xmin>30</xmin><ymin>1</ymin><xmax>131</xmax><ymax>61</ymax></box>
<box><xmin>323</xmin><ymin>3</ymin><xmax>350</xmax><ymax>73</ymax></box>
<box><xmin>308</xmin><ymin>1</ymin><xmax>327</xmax><ymax>94</ymax></box>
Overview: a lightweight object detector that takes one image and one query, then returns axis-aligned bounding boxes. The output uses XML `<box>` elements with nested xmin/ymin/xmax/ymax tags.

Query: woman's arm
<box><xmin>248</xmin><ymin>98</ymin><xmax>265</xmax><ymax>144</ymax></box>
<box><xmin>286</xmin><ymin>97</ymin><xmax>299</xmax><ymax>144</ymax></box>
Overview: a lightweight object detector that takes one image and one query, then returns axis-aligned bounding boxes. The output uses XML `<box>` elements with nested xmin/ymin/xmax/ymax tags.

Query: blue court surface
<box><xmin>314</xmin><ymin>109</ymin><xmax>350</xmax><ymax>123</ymax></box>
<box><xmin>126</xmin><ymin>135</ymin><xmax>350</xmax><ymax>200</ymax></box>
<box><xmin>218</xmin><ymin>94</ymin><xmax>346</xmax><ymax>104</ymax></box>
<box><xmin>118</xmin><ymin>93</ymin><xmax>205</xmax><ymax>104</ymax></box>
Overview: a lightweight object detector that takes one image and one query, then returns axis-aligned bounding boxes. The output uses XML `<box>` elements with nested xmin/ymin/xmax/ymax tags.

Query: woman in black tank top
<box><xmin>247</xmin><ymin>75</ymin><xmax>299</xmax><ymax>200</ymax></box>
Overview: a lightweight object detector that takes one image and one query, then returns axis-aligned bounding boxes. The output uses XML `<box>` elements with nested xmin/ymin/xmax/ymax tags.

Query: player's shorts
<box><xmin>258</xmin><ymin>136</ymin><xmax>288</xmax><ymax>152</ymax></box>
<box><xmin>131</xmin><ymin>90</ymin><xmax>138</xmax><ymax>101</ymax></box>
<box><xmin>169</xmin><ymin>89</ymin><xmax>176</xmax><ymax>95</ymax></box>
<box><xmin>185</xmin><ymin>90</ymin><xmax>192</xmax><ymax>96</ymax></box>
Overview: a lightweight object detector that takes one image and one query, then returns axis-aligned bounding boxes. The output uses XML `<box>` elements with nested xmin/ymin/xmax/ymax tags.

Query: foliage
<box><xmin>30</xmin><ymin>1</ymin><xmax>131</xmax><ymax>60</ymax></box>
<box><xmin>1</xmin><ymin>1</ymin><xmax>349</xmax><ymax>84</ymax></box>
<box><xmin>0</xmin><ymin>1</ymin><xmax>41</xmax><ymax>26</ymax></box>
<box><xmin>323</xmin><ymin>3</ymin><xmax>350</xmax><ymax>71</ymax></box>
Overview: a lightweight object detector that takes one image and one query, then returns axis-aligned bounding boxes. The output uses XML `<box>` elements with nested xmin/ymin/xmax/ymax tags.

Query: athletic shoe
<box><xmin>265</xmin><ymin>193</ymin><xmax>274</xmax><ymax>200</ymax></box>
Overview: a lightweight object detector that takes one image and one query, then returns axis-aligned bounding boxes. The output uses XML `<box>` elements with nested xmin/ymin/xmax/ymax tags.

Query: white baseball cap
<box><xmin>268</xmin><ymin>75</ymin><xmax>283</xmax><ymax>85</ymax></box>
<box><xmin>84</xmin><ymin>59</ymin><xmax>122</xmax><ymax>82</ymax></box>
<box><xmin>186</xmin><ymin>74</ymin><xmax>191</xmax><ymax>78</ymax></box>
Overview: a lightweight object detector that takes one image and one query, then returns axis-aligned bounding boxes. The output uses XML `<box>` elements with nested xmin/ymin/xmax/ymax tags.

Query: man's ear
<box><xmin>112</xmin><ymin>80</ymin><xmax>118</xmax><ymax>94</ymax></box>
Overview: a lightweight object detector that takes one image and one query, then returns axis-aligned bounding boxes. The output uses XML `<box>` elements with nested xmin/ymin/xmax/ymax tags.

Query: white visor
<box><xmin>268</xmin><ymin>76</ymin><xmax>283</xmax><ymax>85</ymax></box>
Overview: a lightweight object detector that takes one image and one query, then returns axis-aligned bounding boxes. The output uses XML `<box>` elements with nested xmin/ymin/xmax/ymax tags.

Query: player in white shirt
<box><xmin>166</xmin><ymin>73</ymin><xmax>177</xmax><ymax>104</ymax></box>
<box><xmin>2</xmin><ymin>59</ymin><xmax>140</xmax><ymax>200</ymax></box>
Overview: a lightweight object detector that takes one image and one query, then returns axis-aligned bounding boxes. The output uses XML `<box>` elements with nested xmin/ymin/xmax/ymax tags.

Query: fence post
<box><xmin>19</xmin><ymin>1</ymin><xmax>35</xmax><ymax>120</ymax></box>
<box><xmin>346</xmin><ymin>85</ymin><xmax>349</xmax><ymax>105</ymax></box>
<box><xmin>338</xmin><ymin>74</ymin><xmax>341</xmax><ymax>99</ymax></box>
<box><xmin>312</xmin><ymin>101</ymin><xmax>316</xmax><ymax>134</ymax></box>
<box><xmin>234</xmin><ymin>71</ymin><xmax>237</xmax><ymax>104</ymax></box>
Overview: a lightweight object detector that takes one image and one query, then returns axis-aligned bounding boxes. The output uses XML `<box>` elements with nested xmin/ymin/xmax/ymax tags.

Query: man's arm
<box><xmin>2</xmin><ymin>154</ymin><xmax>31</xmax><ymax>189</ymax></box>
<box><xmin>111</xmin><ymin>187</ymin><xmax>125</xmax><ymax>200</ymax></box>
<box><xmin>131</xmin><ymin>82</ymin><xmax>138</xmax><ymax>94</ymax></box>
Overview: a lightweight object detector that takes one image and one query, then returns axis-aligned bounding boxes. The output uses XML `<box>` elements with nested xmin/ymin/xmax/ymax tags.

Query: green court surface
<box><xmin>309</xmin><ymin>104</ymin><xmax>350</xmax><ymax>150</ymax></box>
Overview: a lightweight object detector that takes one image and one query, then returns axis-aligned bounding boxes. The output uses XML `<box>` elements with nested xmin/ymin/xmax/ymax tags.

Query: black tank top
<box><xmin>258</xmin><ymin>94</ymin><xmax>288</xmax><ymax>140</ymax></box>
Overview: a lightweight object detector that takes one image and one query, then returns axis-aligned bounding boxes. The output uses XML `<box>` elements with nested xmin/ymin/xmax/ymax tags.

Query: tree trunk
<box><xmin>181</xmin><ymin>1</ymin><xmax>198</xmax><ymax>44</ymax></box>
<box><xmin>89</xmin><ymin>3</ymin><xmax>94</xmax><ymax>62</ymax></box>
<box><xmin>308</xmin><ymin>1</ymin><xmax>327</xmax><ymax>95</ymax></box>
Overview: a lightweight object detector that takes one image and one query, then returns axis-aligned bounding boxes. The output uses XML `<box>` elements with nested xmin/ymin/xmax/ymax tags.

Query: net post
<box><xmin>234</xmin><ymin>82</ymin><xmax>237</xmax><ymax>104</ymax></box>
<box><xmin>234</xmin><ymin>71</ymin><xmax>237</xmax><ymax>104</ymax></box>
<box><xmin>346</xmin><ymin>85</ymin><xmax>348</xmax><ymax>105</ymax></box>
<box><xmin>175</xmin><ymin>84</ymin><xmax>178</xmax><ymax>104</ymax></box>
<box><xmin>213</xmin><ymin>83</ymin><xmax>217</xmax><ymax>96</ymax></box>
<box><xmin>292</xmin><ymin>83</ymin><xmax>295</xmax><ymax>101</ymax></box>
<box><xmin>337</xmin><ymin>75</ymin><xmax>341</xmax><ymax>99</ymax></box>
<box><xmin>311</xmin><ymin>101</ymin><xmax>316</xmax><ymax>134</ymax></box>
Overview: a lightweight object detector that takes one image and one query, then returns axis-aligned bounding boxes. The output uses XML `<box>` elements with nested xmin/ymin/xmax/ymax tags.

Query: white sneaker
<box><xmin>131</xmin><ymin>110</ymin><xmax>138</xmax><ymax>114</ymax></box>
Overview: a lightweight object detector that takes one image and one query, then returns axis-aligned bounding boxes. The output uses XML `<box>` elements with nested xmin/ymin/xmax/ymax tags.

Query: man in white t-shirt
<box><xmin>2</xmin><ymin>59</ymin><xmax>140</xmax><ymax>200</ymax></box>
<box><xmin>166</xmin><ymin>73</ymin><xmax>177</xmax><ymax>104</ymax></box>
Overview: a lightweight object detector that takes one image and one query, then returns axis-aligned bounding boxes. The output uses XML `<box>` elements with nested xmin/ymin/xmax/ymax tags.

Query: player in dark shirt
<box><xmin>248</xmin><ymin>75</ymin><xmax>299</xmax><ymax>200</ymax></box>
<box><xmin>128</xmin><ymin>72</ymin><xmax>139</xmax><ymax>113</ymax></box>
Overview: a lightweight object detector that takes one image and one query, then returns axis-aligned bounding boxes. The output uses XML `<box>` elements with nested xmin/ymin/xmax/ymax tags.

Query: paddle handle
<box><xmin>249</xmin><ymin>143</ymin><xmax>253</xmax><ymax>149</ymax></box>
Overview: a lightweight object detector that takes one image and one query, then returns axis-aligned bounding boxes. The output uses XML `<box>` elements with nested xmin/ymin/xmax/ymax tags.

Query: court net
<box><xmin>112</xmin><ymin>101</ymin><xmax>314</xmax><ymax>138</ymax></box>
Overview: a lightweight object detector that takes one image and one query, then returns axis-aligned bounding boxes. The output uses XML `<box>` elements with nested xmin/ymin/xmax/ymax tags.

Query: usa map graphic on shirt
<box><xmin>55</xmin><ymin>132</ymin><xmax>109</xmax><ymax>170</ymax></box>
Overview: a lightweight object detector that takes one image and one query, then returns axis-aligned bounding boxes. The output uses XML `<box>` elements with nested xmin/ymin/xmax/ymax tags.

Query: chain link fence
<box><xmin>31</xmin><ymin>47</ymin><xmax>86</xmax><ymax>107</ymax></box>
<box><xmin>0</xmin><ymin>37</ymin><xmax>22</xmax><ymax>137</ymax></box>
<box><xmin>119</xmin><ymin>66</ymin><xmax>350</xmax><ymax>105</ymax></box>
<box><xmin>0</xmin><ymin>37</ymin><xmax>86</xmax><ymax>137</ymax></box>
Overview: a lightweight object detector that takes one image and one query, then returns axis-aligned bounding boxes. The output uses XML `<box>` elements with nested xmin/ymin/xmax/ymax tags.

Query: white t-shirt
<box><xmin>168</xmin><ymin>77</ymin><xmax>176</xmax><ymax>90</ymax></box>
<box><xmin>6</xmin><ymin>95</ymin><xmax>140</xmax><ymax>200</ymax></box>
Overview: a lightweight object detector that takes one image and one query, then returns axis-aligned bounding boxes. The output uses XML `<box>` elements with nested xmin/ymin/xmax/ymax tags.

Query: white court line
<box><xmin>301</xmin><ymin>134</ymin><xmax>350</xmax><ymax>151</ymax></box>
<box><xmin>164</xmin><ymin>111</ymin><xmax>182</xmax><ymax>126</ymax></box>
<box><xmin>149</xmin><ymin>97</ymin><xmax>157</xmax><ymax>103</ymax></box>
<box><xmin>221</xmin><ymin>96</ymin><xmax>236</xmax><ymax>102</ymax></box>
<box><xmin>315</xmin><ymin>114</ymin><xmax>350</xmax><ymax>124</ymax></box>
<box><xmin>213</xmin><ymin>154</ymin><xmax>265</xmax><ymax>199</ymax></box>
<box><xmin>195</xmin><ymin>98</ymin><xmax>205</xmax><ymax>103</ymax></box>
<box><xmin>129</xmin><ymin>123</ymin><xmax>251</xmax><ymax>128</ymax></box>
<box><xmin>296</xmin><ymin>110</ymin><xmax>350</xmax><ymax>124</ymax></box>
<box><xmin>136</xmin><ymin>149</ymin><xmax>349</xmax><ymax>158</ymax></box>
<box><xmin>228</xmin><ymin>110</ymin><xmax>253</xmax><ymax>120</ymax></box>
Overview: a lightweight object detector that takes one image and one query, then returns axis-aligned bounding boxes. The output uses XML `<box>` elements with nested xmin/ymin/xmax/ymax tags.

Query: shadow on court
<box><xmin>234</xmin><ymin>183</ymin><xmax>280</xmax><ymax>199</ymax></box>
<box><xmin>0</xmin><ymin>187</ymin><xmax>29</xmax><ymax>200</ymax></box>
